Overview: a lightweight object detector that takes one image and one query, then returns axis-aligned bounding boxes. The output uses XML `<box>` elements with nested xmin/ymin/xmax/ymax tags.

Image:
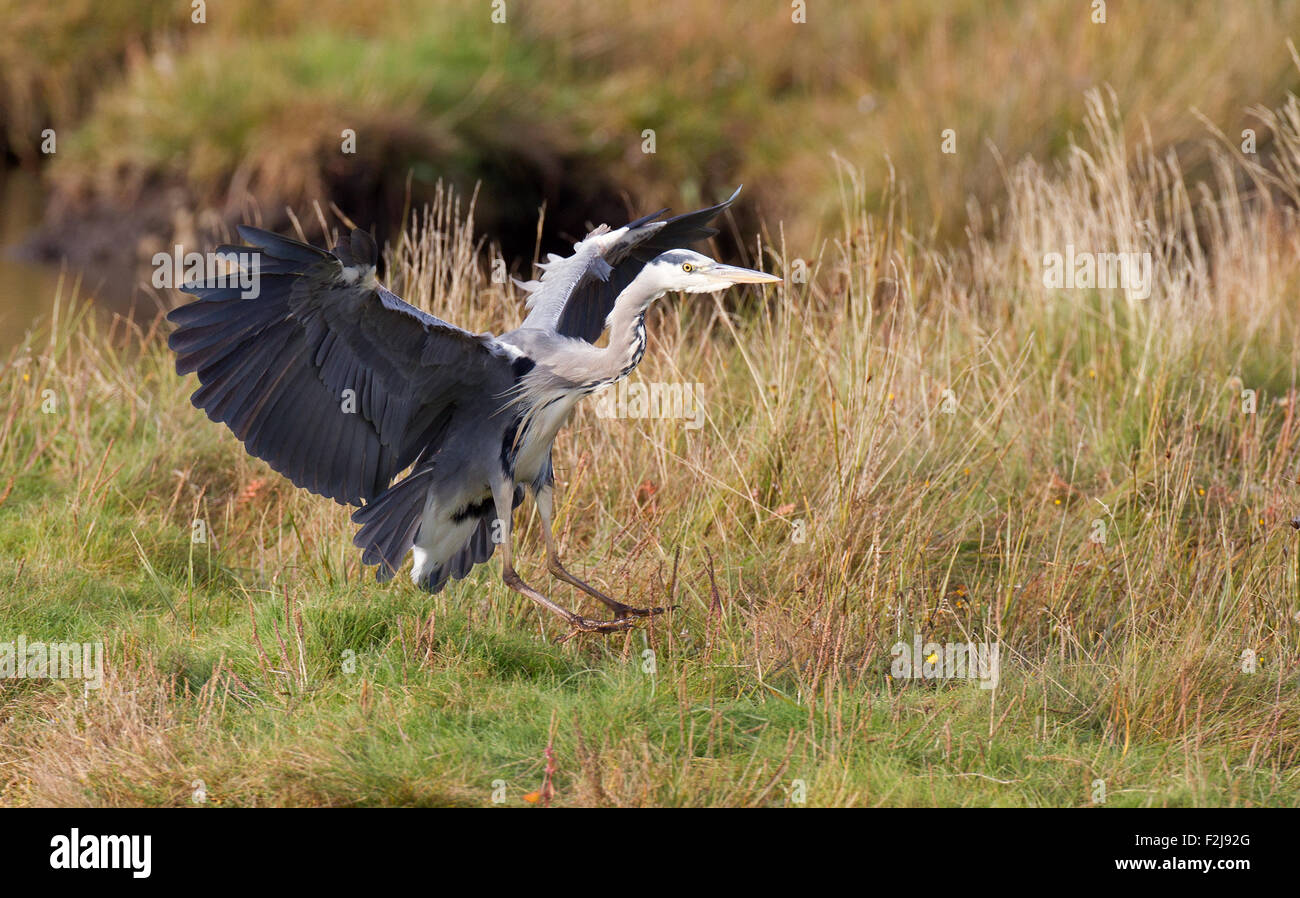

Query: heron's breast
<box><xmin>507</xmin><ymin>394</ymin><xmax>581</xmax><ymax>484</ymax></box>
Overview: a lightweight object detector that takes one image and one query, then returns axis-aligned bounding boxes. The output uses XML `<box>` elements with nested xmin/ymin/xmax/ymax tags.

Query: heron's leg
<box><xmin>491</xmin><ymin>478</ymin><xmax>636</xmax><ymax>640</ymax></box>
<box><xmin>535</xmin><ymin>486</ymin><xmax>671</xmax><ymax>619</ymax></box>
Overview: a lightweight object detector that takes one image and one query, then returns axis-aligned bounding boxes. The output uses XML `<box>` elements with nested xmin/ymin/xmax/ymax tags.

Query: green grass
<box><xmin>47</xmin><ymin>5</ymin><xmax>568</xmax><ymax>236</ymax></box>
<box><xmin>2</xmin><ymin>581</ymin><xmax>1292</xmax><ymax>806</ymax></box>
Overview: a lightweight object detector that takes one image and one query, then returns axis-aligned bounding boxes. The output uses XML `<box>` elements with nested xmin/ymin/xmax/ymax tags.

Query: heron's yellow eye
<box><xmin>682</xmin><ymin>262</ymin><xmax>693</xmax><ymax>273</ymax></box>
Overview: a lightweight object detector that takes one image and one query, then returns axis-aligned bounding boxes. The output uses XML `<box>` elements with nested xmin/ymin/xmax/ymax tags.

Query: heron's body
<box><xmin>168</xmin><ymin>189</ymin><xmax>779</xmax><ymax>638</ymax></box>
<box><xmin>405</xmin><ymin>314</ymin><xmax>640</xmax><ymax>591</ymax></box>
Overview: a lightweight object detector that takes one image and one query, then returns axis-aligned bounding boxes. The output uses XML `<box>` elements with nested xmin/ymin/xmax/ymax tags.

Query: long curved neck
<box><xmin>600</xmin><ymin>279</ymin><xmax>665</xmax><ymax>384</ymax></box>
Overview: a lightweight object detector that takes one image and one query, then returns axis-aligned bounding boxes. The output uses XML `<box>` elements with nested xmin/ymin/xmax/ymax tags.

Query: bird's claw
<box><xmin>556</xmin><ymin>615</ymin><xmax>637</xmax><ymax>644</ymax></box>
<box><xmin>616</xmin><ymin>603</ymin><xmax>676</xmax><ymax>618</ymax></box>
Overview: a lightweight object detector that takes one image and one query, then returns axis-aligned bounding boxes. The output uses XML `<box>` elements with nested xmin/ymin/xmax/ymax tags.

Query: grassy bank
<box><xmin>11</xmin><ymin>1</ymin><xmax>1300</xmax><ymax>262</ymax></box>
<box><xmin>2</xmin><ymin>91</ymin><xmax>1300</xmax><ymax>806</ymax></box>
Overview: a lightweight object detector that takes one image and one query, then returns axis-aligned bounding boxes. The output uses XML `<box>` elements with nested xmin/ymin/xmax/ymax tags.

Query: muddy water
<box><xmin>0</xmin><ymin>170</ymin><xmax>162</xmax><ymax>354</ymax></box>
<box><xmin>0</xmin><ymin>171</ymin><xmax>66</xmax><ymax>353</ymax></box>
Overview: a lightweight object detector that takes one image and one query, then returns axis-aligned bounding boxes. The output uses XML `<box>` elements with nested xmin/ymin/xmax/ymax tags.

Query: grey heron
<box><xmin>167</xmin><ymin>188</ymin><xmax>779</xmax><ymax>639</ymax></box>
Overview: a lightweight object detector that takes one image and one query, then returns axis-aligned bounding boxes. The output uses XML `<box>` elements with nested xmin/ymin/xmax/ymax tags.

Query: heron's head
<box><xmin>644</xmin><ymin>249</ymin><xmax>781</xmax><ymax>294</ymax></box>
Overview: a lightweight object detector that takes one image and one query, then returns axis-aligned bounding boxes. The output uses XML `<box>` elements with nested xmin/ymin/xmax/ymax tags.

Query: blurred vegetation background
<box><xmin>3</xmin><ymin>0</ymin><xmax>1300</xmax><ymax>332</ymax></box>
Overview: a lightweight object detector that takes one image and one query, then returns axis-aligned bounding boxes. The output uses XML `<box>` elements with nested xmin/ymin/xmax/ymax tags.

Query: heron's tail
<box><xmin>408</xmin><ymin>487</ymin><xmax>524</xmax><ymax>593</ymax></box>
<box><xmin>353</xmin><ymin>473</ymin><xmax>523</xmax><ymax>592</ymax></box>
<box><xmin>417</xmin><ymin>514</ymin><xmax>498</xmax><ymax>593</ymax></box>
<box><xmin>351</xmin><ymin>466</ymin><xmax>435</xmax><ymax>581</ymax></box>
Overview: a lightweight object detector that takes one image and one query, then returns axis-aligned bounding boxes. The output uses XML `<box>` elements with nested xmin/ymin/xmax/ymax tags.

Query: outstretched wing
<box><xmin>167</xmin><ymin>226</ymin><xmax>515</xmax><ymax>506</ymax></box>
<box><xmin>516</xmin><ymin>187</ymin><xmax>740</xmax><ymax>343</ymax></box>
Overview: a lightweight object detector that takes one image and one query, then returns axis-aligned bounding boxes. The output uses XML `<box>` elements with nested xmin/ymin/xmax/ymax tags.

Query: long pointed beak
<box><xmin>712</xmin><ymin>263</ymin><xmax>782</xmax><ymax>284</ymax></box>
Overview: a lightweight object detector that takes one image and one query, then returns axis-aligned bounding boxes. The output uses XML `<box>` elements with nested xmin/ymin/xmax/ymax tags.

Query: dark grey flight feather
<box><xmin>167</xmin><ymin>225</ymin><xmax>516</xmax><ymax>506</ymax></box>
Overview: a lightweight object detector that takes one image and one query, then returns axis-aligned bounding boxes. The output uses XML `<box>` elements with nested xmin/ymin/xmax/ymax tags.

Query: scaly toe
<box><xmin>557</xmin><ymin>616</ymin><xmax>637</xmax><ymax>643</ymax></box>
<box><xmin>618</xmin><ymin>603</ymin><xmax>676</xmax><ymax>618</ymax></box>
<box><xmin>583</xmin><ymin>616</ymin><xmax>637</xmax><ymax>632</ymax></box>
